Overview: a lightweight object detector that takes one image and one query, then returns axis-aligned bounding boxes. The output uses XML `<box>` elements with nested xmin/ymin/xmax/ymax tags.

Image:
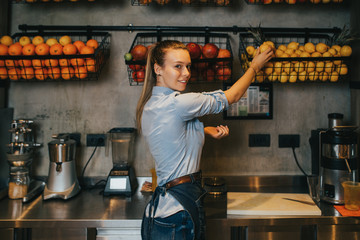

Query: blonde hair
<box><xmin>136</xmin><ymin>40</ymin><xmax>188</xmax><ymax>132</ymax></box>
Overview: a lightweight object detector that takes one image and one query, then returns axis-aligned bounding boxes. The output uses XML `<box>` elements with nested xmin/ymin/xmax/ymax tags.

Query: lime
<box><xmin>124</xmin><ymin>53</ymin><xmax>132</xmax><ymax>61</ymax></box>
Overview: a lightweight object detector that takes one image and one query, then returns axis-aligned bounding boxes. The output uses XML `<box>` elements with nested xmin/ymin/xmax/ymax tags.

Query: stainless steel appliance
<box><xmin>103</xmin><ymin>128</ymin><xmax>138</xmax><ymax>196</ymax></box>
<box><xmin>43</xmin><ymin>134</ymin><xmax>81</xmax><ymax>200</ymax></box>
<box><xmin>311</xmin><ymin>113</ymin><xmax>359</xmax><ymax>204</ymax></box>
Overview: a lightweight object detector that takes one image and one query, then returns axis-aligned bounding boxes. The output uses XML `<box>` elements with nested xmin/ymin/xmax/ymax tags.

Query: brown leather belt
<box><xmin>165</xmin><ymin>172</ymin><xmax>202</xmax><ymax>189</ymax></box>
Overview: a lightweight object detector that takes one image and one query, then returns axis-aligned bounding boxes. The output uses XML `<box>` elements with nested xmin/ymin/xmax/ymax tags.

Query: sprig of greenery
<box><xmin>330</xmin><ymin>25</ymin><xmax>359</xmax><ymax>45</ymax></box>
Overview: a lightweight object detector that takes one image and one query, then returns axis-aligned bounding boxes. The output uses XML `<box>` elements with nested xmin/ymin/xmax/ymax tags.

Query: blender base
<box><xmin>103</xmin><ymin>165</ymin><xmax>138</xmax><ymax>197</ymax></box>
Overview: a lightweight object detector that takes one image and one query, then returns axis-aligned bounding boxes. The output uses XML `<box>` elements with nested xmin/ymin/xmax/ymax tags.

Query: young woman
<box><xmin>136</xmin><ymin>40</ymin><xmax>273</xmax><ymax>240</ymax></box>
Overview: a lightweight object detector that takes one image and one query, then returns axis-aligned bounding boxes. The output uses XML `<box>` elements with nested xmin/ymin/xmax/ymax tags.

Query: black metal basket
<box><xmin>0</xmin><ymin>31</ymin><xmax>110</xmax><ymax>82</ymax></box>
<box><xmin>131</xmin><ymin>0</ymin><xmax>232</xmax><ymax>6</ymax></box>
<box><xmin>12</xmin><ymin>0</ymin><xmax>98</xmax><ymax>3</ymax></box>
<box><xmin>239</xmin><ymin>28</ymin><xmax>352</xmax><ymax>83</ymax></box>
<box><xmin>126</xmin><ymin>32</ymin><xmax>233</xmax><ymax>86</ymax></box>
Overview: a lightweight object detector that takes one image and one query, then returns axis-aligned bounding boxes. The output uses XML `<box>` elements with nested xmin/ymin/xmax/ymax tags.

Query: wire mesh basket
<box><xmin>0</xmin><ymin>31</ymin><xmax>110</xmax><ymax>82</ymax></box>
<box><xmin>244</xmin><ymin>0</ymin><xmax>348</xmax><ymax>5</ymax></box>
<box><xmin>131</xmin><ymin>0</ymin><xmax>232</xmax><ymax>6</ymax></box>
<box><xmin>126</xmin><ymin>32</ymin><xmax>233</xmax><ymax>86</ymax></box>
<box><xmin>12</xmin><ymin>0</ymin><xmax>98</xmax><ymax>3</ymax></box>
<box><xmin>239</xmin><ymin>28</ymin><xmax>352</xmax><ymax>83</ymax></box>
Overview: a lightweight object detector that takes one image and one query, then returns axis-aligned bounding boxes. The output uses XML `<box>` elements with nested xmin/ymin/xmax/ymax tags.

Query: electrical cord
<box><xmin>81</xmin><ymin>139</ymin><xmax>99</xmax><ymax>179</ymax></box>
<box><xmin>292</xmin><ymin>146</ymin><xmax>309</xmax><ymax>177</ymax></box>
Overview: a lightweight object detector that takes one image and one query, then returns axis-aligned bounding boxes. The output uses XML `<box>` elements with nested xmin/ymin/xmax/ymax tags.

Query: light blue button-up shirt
<box><xmin>142</xmin><ymin>86</ymin><xmax>229</xmax><ymax>217</ymax></box>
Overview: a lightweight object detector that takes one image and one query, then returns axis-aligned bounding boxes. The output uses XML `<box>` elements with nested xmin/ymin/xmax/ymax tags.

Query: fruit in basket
<box><xmin>310</xmin><ymin>0</ymin><xmax>321</xmax><ymax>3</ymax></box>
<box><xmin>262</xmin><ymin>0</ymin><xmax>272</xmax><ymax>4</ymax></box>
<box><xmin>264</xmin><ymin>62</ymin><xmax>273</xmax><ymax>75</ymax></box>
<box><xmin>59</xmin><ymin>35</ymin><xmax>72</xmax><ymax>46</ymax></box>
<box><xmin>216</xmin><ymin>0</ymin><xmax>230</xmax><ymax>5</ymax></box>
<box><xmin>186</xmin><ymin>43</ymin><xmax>202</xmax><ymax>60</ymax></box>
<box><xmin>0</xmin><ymin>36</ymin><xmax>13</xmax><ymax>46</ymax></box>
<box><xmin>216</xmin><ymin>49</ymin><xmax>231</xmax><ymax>66</ymax></box>
<box><xmin>85</xmin><ymin>59</ymin><xmax>96</xmax><ymax>72</ymax></box>
<box><xmin>63</xmin><ymin>44</ymin><xmax>77</xmax><ymax>55</ymax></box>
<box><xmin>285</xmin><ymin>0</ymin><xmax>296</xmax><ymax>3</ymax></box>
<box><xmin>132</xmin><ymin>70</ymin><xmax>145</xmax><ymax>82</ymax></box>
<box><xmin>59</xmin><ymin>58</ymin><xmax>71</xmax><ymax>68</ymax></box>
<box><xmin>0</xmin><ymin>44</ymin><xmax>8</xmax><ymax>55</ymax></box>
<box><xmin>0</xmin><ymin>67</ymin><xmax>7</xmax><ymax>80</ymax></box>
<box><xmin>315</xmin><ymin>61</ymin><xmax>325</xmax><ymax>72</ymax></box>
<box><xmin>298</xmin><ymin>71</ymin><xmax>307</xmax><ymax>81</ymax></box>
<box><xmin>304</xmin><ymin>42</ymin><xmax>315</xmax><ymax>53</ymax></box>
<box><xmin>246</xmin><ymin>46</ymin><xmax>256</xmax><ymax>57</ymax></box>
<box><xmin>336</xmin><ymin>63</ymin><xmax>348</xmax><ymax>75</ymax></box>
<box><xmin>287</xmin><ymin>41</ymin><xmax>299</xmax><ymax>50</ymax></box>
<box><xmin>131</xmin><ymin>44</ymin><xmax>148</xmax><ymax>61</ymax></box>
<box><xmin>50</xmin><ymin>43</ymin><xmax>63</xmax><ymax>55</ymax></box>
<box><xmin>289</xmin><ymin>71</ymin><xmax>297</xmax><ymax>83</ymax></box>
<box><xmin>61</xmin><ymin>67</ymin><xmax>75</xmax><ymax>80</ymax></box>
<box><xmin>22</xmin><ymin>43</ymin><xmax>36</xmax><ymax>55</ymax></box>
<box><xmin>283</xmin><ymin>62</ymin><xmax>293</xmax><ymax>74</ymax></box>
<box><xmin>278</xmin><ymin>72</ymin><xmax>289</xmax><ymax>83</ymax></box>
<box><xmin>73</xmin><ymin>40</ymin><xmax>85</xmax><ymax>52</ymax></box>
<box><xmin>319</xmin><ymin>72</ymin><xmax>329</xmax><ymax>81</ymax></box>
<box><xmin>86</xmin><ymin>39</ymin><xmax>99</xmax><ymax>50</ymax></box>
<box><xmin>156</xmin><ymin>0</ymin><xmax>170</xmax><ymax>4</ymax></box>
<box><xmin>8</xmin><ymin>43</ymin><xmax>22</xmax><ymax>56</ymax></box>
<box><xmin>140</xmin><ymin>0</ymin><xmax>152</xmax><ymax>3</ymax></box>
<box><xmin>46</xmin><ymin>38</ymin><xmax>59</xmax><ymax>47</ymax></box>
<box><xmin>19</xmin><ymin>36</ymin><xmax>31</xmax><ymax>46</ymax></box>
<box><xmin>47</xmin><ymin>67</ymin><xmax>61</xmax><ymax>80</ymax></box>
<box><xmin>35</xmin><ymin>43</ymin><xmax>50</xmax><ymax>55</ymax></box>
<box><xmin>34</xmin><ymin>68</ymin><xmax>48</xmax><ymax>80</ymax></box>
<box><xmin>32</xmin><ymin>59</ymin><xmax>45</xmax><ymax>69</ymax></box>
<box><xmin>44</xmin><ymin>59</ymin><xmax>59</xmax><ymax>68</ymax></box>
<box><xmin>268</xmin><ymin>72</ymin><xmax>278</xmax><ymax>82</ymax></box>
<box><xmin>8</xmin><ymin>68</ymin><xmax>21</xmax><ymax>81</ymax></box>
<box><xmin>203</xmin><ymin>68</ymin><xmax>215</xmax><ymax>82</ymax></box>
<box><xmin>216</xmin><ymin>66</ymin><xmax>231</xmax><ymax>81</ymax></box>
<box><xmin>293</xmin><ymin>62</ymin><xmax>305</xmax><ymax>72</ymax></box>
<box><xmin>299</xmin><ymin>51</ymin><xmax>310</xmax><ymax>58</ymax></box>
<box><xmin>21</xmin><ymin>67</ymin><xmax>35</xmax><ymax>80</ymax></box>
<box><xmin>311</xmin><ymin>52</ymin><xmax>322</xmax><ymax>58</ymax></box>
<box><xmin>259</xmin><ymin>43</ymin><xmax>272</xmax><ymax>53</ymax></box>
<box><xmin>5</xmin><ymin>60</ymin><xmax>18</xmax><ymax>69</ymax></box>
<box><xmin>308</xmin><ymin>71</ymin><xmax>319</xmax><ymax>81</ymax></box>
<box><xmin>305</xmin><ymin>61</ymin><xmax>315</xmax><ymax>72</ymax></box>
<box><xmin>74</xmin><ymin>66</ymin><xmax>88</xmax><ymax>79</ymax></box>
<box><xmin>329</xmin><ymin>71</ymin><xmax>339</xmax><ymax>82</ymax></box>
<box><xmin>32</xmin><ymin>36</ymin><xmax>44</xmax><ymax>46</ymax></box>
<box><xmin>129</xmin><ymin>64</ymin><xmax>144</xmax><ymax>71</ymax></box>
<box><xmin>324</xmin><ymin>62</ymin><xmax>335</xmax><ymax>73</ymax></box>
<box><xmin>71</xmin><ymin>58</ymin><xmax>85</xmax><ymax>67</ymax></box>
<box><xmin>202</xmin><ymin>43</ymin><xmax>219</xmax><ymax>59</ymax></box>
<box><xmin>18</xmin><ymin>59</ymin><xmax>32</xmax><ymax>68</ymax></box>
<box><xmin>80</xmin><ymin>46</ymin><xmax>95</xmax><ymax>55</ymax></box>
<box><xmin>274</xmin><ymin>62</ymin><xmax>282</xmax><ymax>74</ymax></box>
<box><xmin>315</xmin><ymin>43</ymin><xmax>328</xmax><ymax>53</ymax></box>
<box><xmin>124</xmin><ymin>53</ymin><xmax>132</xmax><ymax>61</ymax></box>
<box><xmin>340</xmin><ymin>45</ymin><xmax>352</xmax><ymax>57</ymax></box>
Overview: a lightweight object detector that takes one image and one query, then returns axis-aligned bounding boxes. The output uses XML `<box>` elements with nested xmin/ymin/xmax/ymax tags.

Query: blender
<box><xmin>6</xmin><ymin>119</ymin><xmax>45</xmax><ymax>202</ymax></box>
<box><xmin>103</xmin><ymin>128</ymin><xmax>138</xmax><ymax>196</ymax></box>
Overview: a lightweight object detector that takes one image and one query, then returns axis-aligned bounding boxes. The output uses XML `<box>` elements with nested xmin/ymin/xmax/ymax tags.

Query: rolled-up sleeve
<box><xmin>174</xmin><ymin>90</ymin><xmax>229</xmax><ymax>121</ymax></box>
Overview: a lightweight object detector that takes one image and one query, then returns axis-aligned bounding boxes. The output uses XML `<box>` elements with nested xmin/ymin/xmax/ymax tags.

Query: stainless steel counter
<box><xmin>0</xmin><ymin>176</ymin><xmax>359</xmax><ymax>240</ymax></box>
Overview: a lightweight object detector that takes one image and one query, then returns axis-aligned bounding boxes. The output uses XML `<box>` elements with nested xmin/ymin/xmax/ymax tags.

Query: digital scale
<box><xmin>104</xmin><ymin>165</ymin><xmax>138</xmax><ymax>196</ymax></box>
<box><xmin>103</xmin><ymin>128</ymin><xmax>138</xmax><ymax>197</ymax></box>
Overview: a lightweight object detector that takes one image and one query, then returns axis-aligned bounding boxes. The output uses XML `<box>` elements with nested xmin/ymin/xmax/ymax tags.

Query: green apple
<box><xmin>124</xmin><ymin>53</ymin><xmax>132</xmax><ymax>61</ymax></box>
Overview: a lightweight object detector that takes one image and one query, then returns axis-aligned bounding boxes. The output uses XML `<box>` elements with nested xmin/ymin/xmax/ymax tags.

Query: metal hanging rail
<box><xmin>18</xmin><ymin>24</ymin><xmax>342</xmax><ymax>35</ymax></box>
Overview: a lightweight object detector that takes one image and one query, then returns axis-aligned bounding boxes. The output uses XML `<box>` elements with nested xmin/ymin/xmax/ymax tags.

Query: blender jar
<box><xmin>108</xmin><ymin>128</ymin><xmax>136</xmax><ymax>168</ymax></box>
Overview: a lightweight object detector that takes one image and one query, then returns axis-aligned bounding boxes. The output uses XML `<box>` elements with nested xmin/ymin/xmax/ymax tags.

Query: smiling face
<box><xmin>155</xmin><ymin>48</ymin><xmax>191</xmax><ymax>92</ymax></box>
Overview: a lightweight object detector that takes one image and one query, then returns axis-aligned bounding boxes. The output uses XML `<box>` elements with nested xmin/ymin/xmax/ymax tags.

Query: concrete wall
<box><xmin>8</xmin><ymin>1</ymin><xmax>352</xmax><ymax>178</ymax></box>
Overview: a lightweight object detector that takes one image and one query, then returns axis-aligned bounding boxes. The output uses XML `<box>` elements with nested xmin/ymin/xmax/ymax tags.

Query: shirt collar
<box><xmin>152</xmin><ymin>86</ymin><xmax>176</xmax><ymax>96</ymax></box>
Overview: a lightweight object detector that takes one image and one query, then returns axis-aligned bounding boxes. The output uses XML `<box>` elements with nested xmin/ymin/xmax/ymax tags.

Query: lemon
<box><xmin>246</xmin><ymin>46</ymin><xmax>256</xmax><ymax>57</ymax></box>
<box><xmin>293</xmin><ymin>62</ymin><xmax>305</xmax><ymax>72</ymax></box>
<box><xmin>328</xmin><ymin>48</ymin><xmax>337</xmax><ymax>56</ymax></box>
<box><xmin>256</xmin><ymin>71</ymin><xmax>265</xmax><ymax>83</ymax></box>
<box><xmin>279</xmin><ymin>72</ymin><xmax>289</xmax><ymax>83</ymax></box>
<box><xmin>315</xmin><ymin>61</ymin><xmax>325</xmax><ymax>72</ymax></box>
<box><xmin>340</xmin><ymin>45</ymin><xmax>352</xmax><ymax>57</ymax></box>
<box><xmin>283</xmin><ymin>62</ymin><xmax>293</xmax><ymax>74</ymax></box>
<box><xmin>324</xmin><ymin>62</ymin><xmax>335</xmax><ymax>73</ymax></box>
<box><xmin>304</xmin><ymin>42</ymin><xmax>316</xmax><ymax>53</ymax></box>
<box><xmin>275</xmin><ymin>49</ymin><xmax>284</xmax><ymax>58</ymax></box>
<box><xmin>264</xmin><ymin>62</ymin><xmax>274</xmax><ymax>75</ymax></box>
<box><xmin>311</xmin><ymin>52</ymin><xmax>322</xmax><ymax>58</ymax></box>
<box><xmin>268</xmin><ymin>72</ymin><xmax>278</xmax><ymax>82</ymax></box>
<box><xmin>322</xmin><ymin>51</ymin><xmax>333</xmax><ymax>58</ymax></box>
<box><xmin>264</xmin><ymin>41</ymin><xmax>275</xmax><ymax>49</ymax></box>
<box><xmin>298</xmin><ymin>45</ymin><xmax>305</xmax><ymax>52</ymax></box>
<box><xmin>274</xmin><ymin>62</ymin><xmax>283</xmax><ymax>74</ymax></box>
<box><xmin>0</xmin><ymin>35</ymin><xmax>13</xmax><ymax>46</ymax></box>
<box><xmin>315</xmin><ymin>43</ymin><xmax>328</xmax><ymax>53</ymax></box>
<box><xmin>300</xmin><ymin>52</ymin><xmax>311</xmax><ymax>58</ymax></box>
<box><xmin>319</xmin><ymin>72</ymin><xmax>329</xmax><ymax>82</ymax></box>
<box><xmin>298</xmin><ymin>71</ymin><xmax>307</xmax><ymax>81</ymax></box>
<box><xmin>278</xmin><ymin>45</ymin><xmax>287</xmax><ymax>52</ymax></box>
<box><xmin>308</xmin><ymin>71</ymin><xmax>319</xmax><ymax>81</ymax></box>
<box><xmin>331</xmin><ymin>45</ymin><xmax>341</xmax><ymax>53</ymax></box>
<box><xmin>285</xmin><ymin>48</ymin><xmax>295</xmax><ymax>55</ymax></box>
<box><xmin>329</xmin><ymin>71</ymin><xmax>339</xmax><ymax>82</ymax></box>
<box><xmin>287</xmin><ymin>41</ymin><xmax>299</xmax><ymax>50</ymax></box>
<box><xmin>289</xmin><ymin>71</ymin><xmax>298</xmax><ymax>83</ymax></box>
<box><xmin>305</xmin><ymin>61</ymin><xmax>316</xmax><ymax>72</ymax></box>
<box><xmin>336</xmin><ymin>64</ymin><xmax>348</xmax><ymax>75</ymax></box>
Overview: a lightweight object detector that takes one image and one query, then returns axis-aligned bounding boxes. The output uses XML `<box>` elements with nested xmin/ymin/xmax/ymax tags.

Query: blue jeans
<box><xmin>142</xmin><ymin>210</ymin><xmax>194</xmax><ymax>240</ymax></box>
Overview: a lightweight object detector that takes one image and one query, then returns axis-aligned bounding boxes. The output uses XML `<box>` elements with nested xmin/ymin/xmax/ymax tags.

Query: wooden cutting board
<box><xmin>227</xmin><ymin>192</ymin><xmax>321</xmax><ymax>216</ymax></box>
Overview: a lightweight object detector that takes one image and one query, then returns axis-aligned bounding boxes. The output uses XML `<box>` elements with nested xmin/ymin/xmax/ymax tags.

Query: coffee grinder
<box><xmin>104</xmin><ymin>128</ymin><xmax>138</xmax><ymax>197</ymax></box>
<box><xmin>310</xmin><ymin>113</ymin><xmax>359</xmax><ymax>204</ymax></box>
<box><xmin>43</xmin><ymin>134</ymin><xmax>81</xmax><ymax>200</ymax></box>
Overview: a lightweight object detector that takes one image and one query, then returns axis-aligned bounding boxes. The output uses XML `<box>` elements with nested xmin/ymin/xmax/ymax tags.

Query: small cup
<box><xmin>307</xmin><ymin>175</ymin><xmax>320</xmax><ymax>203</ymax></box>
<box><xmin>342</xmin><ymin>181</ymin><xmax>360</xmax><ymax>211</ymax></box>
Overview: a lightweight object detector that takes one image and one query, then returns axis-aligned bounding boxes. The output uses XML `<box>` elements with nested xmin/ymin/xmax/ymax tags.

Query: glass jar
<box><xmin>8</xmin><ymin>168</ymin><xmax>29</xmax><ymax>199</ymax></box>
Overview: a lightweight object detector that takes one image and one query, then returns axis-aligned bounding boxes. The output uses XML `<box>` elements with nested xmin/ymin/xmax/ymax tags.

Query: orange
<box><xmin>80</xmin><ymin>45</ymin><xmax>95</xmax><ymax>55</ymax></box>
<box><xmin>50</xmin><ymin>43</ymin><xmax>63</xmax><ymax>55</ymax></box>
<box><xmin>63</xmin><ymin>44</ymin><xmax>77</xmax><ymax>55</ymax></box>
<box><xmin>8</xmin><ymin>43</ymin><xmax>23</xmax><ymax>56</ymax></box>
<box><xmin>21</xmin><ymin>67</ymin><xmax>35</xmax><ymax>80</ymax></box>
<box><xmin>85</xmin><ymin>58</ymin><xmax>96</xmax><ymax>72</ymax></box>
<box><xmin>18</xmin><ymin>59</ymin><xmax>32</xmax><ymax>68</ymax></box>
<box><xmin>5</xmin><ymin>60</ymin><xmax>18</xmax><ymax>69</ymax></box>
<box><xmin>86</xmin><ymin>39</ymin><xmax>99</xmax><ymax>50</ymax></box>
<box><xmin>32</xmin><ymin>59</ymin><xmax>45</xmax><ymax>69</ymax></box>
<box><xmin>74</xmin><ymin>66</ymin><xmax>87</xmax><ymax>79</ymax></box>
<box><xmin>0</xmin><ymin>67</ymin><xmax>8</xmax><ymax>79</ymax></box>
<box><xmin>44</xmin><ymin>59</ymin><xmax>59</xmax><ymax>68</ymax></box>
<box><xmin>61</xmin><ymin>67</ymin><xmax>75</xmax><ymax>80</ymax></box>
<box><xmin>0</xmin><ymin>60</ymin><xmax>4</xmax><ymax>67</ymax></box>
<box><xmin>22</xmin><ymin>43</ymin><xmax>36</xmax><ymax>56</ymax></box>
<box><xmin>34</xmin><ymin>68</ymin><xmax>48</xmax><ymax>80</ymax></box>
<box><xmin>70</xmin><ymin>58</ymin><xmax>85</xmax><ymax>67</ymax></box>
<box><xmin>0</xmin><ymin>44</ymin><xmax>8</xmax><ymax>55</ymax></box>
<box><xmin>73</xmin><ymin>40</ymin><xmax>86</xmax><ymax>52</ymax></box>
<box><xmin>35</xmin><ymin>43</ymin><xmax>50</xmax><ymax>55</ymax></box>
<box><xmin>47</xmin><ymin>67</ymin><xmax>61</xmax><ymax>80</ymax></box>
<box><xmin>59</xmin><ymin>58</ymin><xmax>71</xmax><ymax>67</ymax></box>
<box><xmin>8</xmin><ymin>68</ymin><xmax>21</xmax><ymax>80</ymax></box>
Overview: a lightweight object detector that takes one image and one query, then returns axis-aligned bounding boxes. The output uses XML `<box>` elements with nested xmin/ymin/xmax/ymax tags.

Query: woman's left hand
<box><xmin>204</xmin><ymin>125</ymin><xmax>229</xmax><ymax>139</ymax></box>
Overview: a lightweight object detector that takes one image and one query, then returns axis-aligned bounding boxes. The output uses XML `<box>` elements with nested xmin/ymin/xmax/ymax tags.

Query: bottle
<box><xmin>8</xmin><ymin>168</ymin><xmax>29</xmax><ymax>199</ymax></box>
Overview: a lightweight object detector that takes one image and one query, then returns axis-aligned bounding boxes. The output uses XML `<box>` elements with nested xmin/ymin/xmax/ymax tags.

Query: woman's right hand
<box><xmin>250</xmin><ymin>48</ymin><xmax>274</xmax><ymax>73</ymax></box>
